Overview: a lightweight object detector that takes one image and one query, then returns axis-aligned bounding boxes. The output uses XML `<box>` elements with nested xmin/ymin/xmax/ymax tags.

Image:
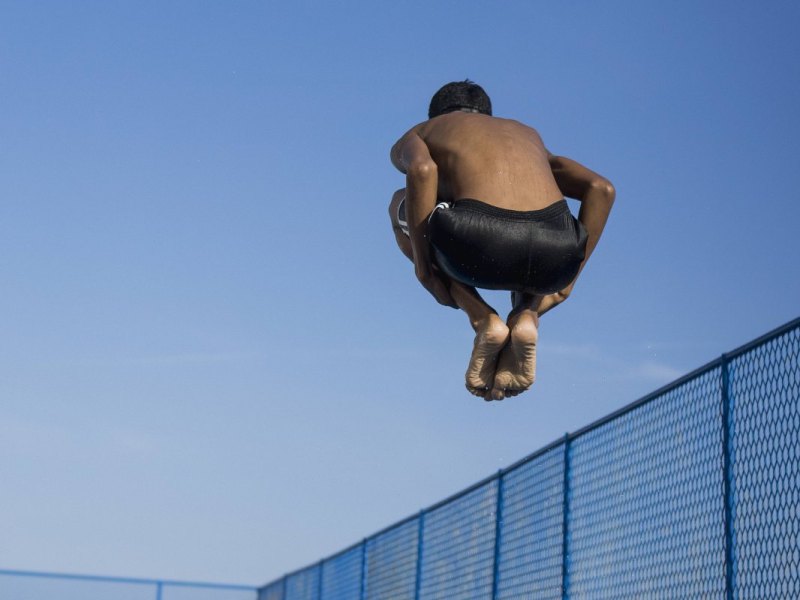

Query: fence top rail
<box><xmin>0</xmin><ymin>568</ymin><xmax>258</xmax><ymax>591</ymax></box>
<box><xmin>260</xmin><ymin>315</ymin><xmax>800</xmax><ymax>590</ymax></box>
<box><xmin>569</xmin><ymin>315</ymin><xmax>799</xmax><ymax>440</ymax></box>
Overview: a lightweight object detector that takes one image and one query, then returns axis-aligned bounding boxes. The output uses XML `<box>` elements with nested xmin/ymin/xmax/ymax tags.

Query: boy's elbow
<box><xmin>589</xmin><ymin>178</ymin><xmax>616</xmax><ymax>206</ymax></box>
<box><xmin>407</xmin><ymin>159</ymin><xmax>437</xmax><ymax>181</ymax></box>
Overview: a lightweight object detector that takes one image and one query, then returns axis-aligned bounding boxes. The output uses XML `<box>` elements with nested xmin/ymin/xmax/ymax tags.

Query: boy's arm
<box><xmin>391</xmin><ymin>132</ymin><xmax>456</xmax><ymax>308</ymax></box>
<box><xmin>538</xmin><ymin>153</ymin><xmax>615</xmax><ymax>316</ymax></box>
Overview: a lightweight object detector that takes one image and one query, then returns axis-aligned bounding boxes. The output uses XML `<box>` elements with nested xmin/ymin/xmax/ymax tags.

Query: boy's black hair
<box><xmin>428</xmin><ymin>80</ymin><xmax>492</xmax><ymax>118</ymax></box>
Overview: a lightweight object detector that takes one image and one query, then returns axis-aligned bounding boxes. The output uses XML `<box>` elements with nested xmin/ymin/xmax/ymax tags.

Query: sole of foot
<box><xmin>465</xmin><ymin>314</ymin><xmax>510</xmax><ymax>397</ymax></box>
<box><xmin>489</xmin><ymin>312</ymin><xmax>538</xmax><ymax>400</ymax></box>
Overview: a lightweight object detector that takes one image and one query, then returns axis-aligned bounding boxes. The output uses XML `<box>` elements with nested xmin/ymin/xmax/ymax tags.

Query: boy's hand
<box><xmin>416</xmin><ymin>264</ymin><xmax>458</xmax><ymax>308</ymax></box>
<box><xmin>537</xmin><ymin>286</ymin><xmax>572</xmax><ymax>316</ymax></box>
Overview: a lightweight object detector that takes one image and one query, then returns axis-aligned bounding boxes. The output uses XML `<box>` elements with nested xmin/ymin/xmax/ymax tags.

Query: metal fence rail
<box><xmin>0</xmin><ymin>568</ymin><xmax>258</xmax><ymax>600</ymax></box>
<box><xmin>259</xmin><ymin>317</ymin><xmax>800</xmax><ymax>600</ymax></box>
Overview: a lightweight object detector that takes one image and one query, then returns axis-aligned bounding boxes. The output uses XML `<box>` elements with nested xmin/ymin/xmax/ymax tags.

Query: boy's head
<box><xmin>428</xmin><ymin>80</ymin><xmax>492</xmax><ymax>119</ymax></box>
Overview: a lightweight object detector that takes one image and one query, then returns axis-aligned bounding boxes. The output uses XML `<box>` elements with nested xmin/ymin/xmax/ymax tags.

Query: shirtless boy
<box><xmin>389</xmin><ymin>81</ymin><xmax>615</xmax><ymax>401</ymax></box>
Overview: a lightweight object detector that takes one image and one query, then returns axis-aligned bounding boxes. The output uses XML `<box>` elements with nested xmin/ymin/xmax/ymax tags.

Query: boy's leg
<box><xmin>389</xmin><ymin>189</ymin><xmax>509</xmax><ymax>398</ymax></box>
<box><xmin>490</xmin><ymin>292</ymin><xmax>542</xmax><ymax>400</ymax></box>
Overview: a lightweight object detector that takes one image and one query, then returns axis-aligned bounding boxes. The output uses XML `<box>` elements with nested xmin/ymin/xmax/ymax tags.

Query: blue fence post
<box><xmin>155</xmin><ymin>581</ymin><xmax>163</xmax><ymax>600</ymax></box>
<box><xmin>359</xmin><ymin>538</ymin><xmax>367</xmax><ymax>600</ymax></box>
<box><xmin>721</xmin><ymin>353</ymin><xmax>735</xmax><ymax>600</ymax></box>
<box><xmin>413</xmin><ymin>510</ymin><xmax>425</xmax><ymax>600</ymax></box>
<box><xmin>561</xmin><ymin>433</ymin><xmax>572</xmax><ymax>600</ymax></box>
<box><xmin>490</xmin><ymin>470</ymin><xmax>504</xmax><ymax>600</ymax></box>
<box><xmin>316</xmin><ymin>560</ymin><xmax>324</xmax><ymax>600</ymax></box>
<box><xmin>282</xmin><ymin>576</ymin><xmax>287</xmax><ymax>600</ymax></box>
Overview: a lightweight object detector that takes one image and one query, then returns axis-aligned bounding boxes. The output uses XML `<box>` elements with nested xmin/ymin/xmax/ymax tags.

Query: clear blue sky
<box><xmin>1</xmin><ymin>0</ymin><xmax>798</xmax><ymax>587</ymax></box>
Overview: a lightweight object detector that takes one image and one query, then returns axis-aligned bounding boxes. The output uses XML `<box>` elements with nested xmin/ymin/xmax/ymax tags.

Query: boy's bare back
<box><xmin>411</xmin><ymin>112</ymin><xmax>564</xmax><ymax>211</ymax></box>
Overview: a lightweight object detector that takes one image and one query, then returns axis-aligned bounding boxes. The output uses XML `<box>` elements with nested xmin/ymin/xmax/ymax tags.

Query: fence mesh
<box><xmin>285</xmin><ymin>566</ymin><xmax>320</xmax><ymax>600</ymax></box>
<box><xmin>260</xmin><ymin>317</ymin><xmax>799</xmax><ymax>599</ymax></box>
<box><xmin>567</xmin><ymin>368</ymin><xmax>727</xmax><ymax>599</ymax></box>
<box><xmin>495</xmin><ymin>445</ymin><xmax>564</xmax><ymax>600</ymax></box>
<box><xmin>258</xmin><ymin>579</ymin><xmax>285</xmax><ymax>600</ymax></box>
<box><xmin>417</xmin><ymin>481</ymin><xmax>497</xmax><ymax>600</ymax></box>
<box><xmin>729</xmin><ymin>326</ymin><xmax>800</xmax><ymax>599</ymax></box>
<box><xmin>321</xmin><ymin>545</ymin><xmax>363</xmax><ymax>600</ymax></box>
<box><xmin>363</xmin><ymin>518</ymin><xmax>419</xmax><ymax>600</ymax></box>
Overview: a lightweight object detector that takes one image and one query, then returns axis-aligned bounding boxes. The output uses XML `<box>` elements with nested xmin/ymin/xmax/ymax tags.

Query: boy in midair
<box><xmin>389</xmin><ymin>81</ymin><xmax>615</xmax><ymax>400</ymax></box>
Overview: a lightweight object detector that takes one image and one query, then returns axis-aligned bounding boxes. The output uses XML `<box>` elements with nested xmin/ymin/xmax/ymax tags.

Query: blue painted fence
<box><xmin>2</xmin><ymin>318</ymin><xmax>797</xmax><ymax>599</ymax></box>
<box><xmin>259</xmin><ymin>317</ymin><xmax>800</xmax><ymax>600</ymax></box>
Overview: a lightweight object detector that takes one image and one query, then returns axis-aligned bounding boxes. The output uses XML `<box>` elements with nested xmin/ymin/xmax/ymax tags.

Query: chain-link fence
<box><xmin>3</xmin><ymin>319</ymin><xmax>797</xmax><ymax>599</ymax></box>
<box><xmin>259</xmin><ymin>317</ymin><xmax>800</xmax><ymax>600</ymax></box>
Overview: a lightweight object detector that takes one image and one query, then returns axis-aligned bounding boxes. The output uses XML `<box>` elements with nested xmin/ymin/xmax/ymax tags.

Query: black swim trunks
<box><xmin>427</xmin><ymin>198</ymin><xmax>587</xmax><ymax>294</ymax></box>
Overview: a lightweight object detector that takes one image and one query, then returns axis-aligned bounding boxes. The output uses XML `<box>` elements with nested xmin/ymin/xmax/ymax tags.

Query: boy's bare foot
<box><xmin>490</xmin><ymin>311</ymin><xmax>538</xmax><ymax>400</ymax></box>
<box><xmin>465</xmin><ymin>314</ymin><xmax>509</xmax><ymax>398</ymax></box>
